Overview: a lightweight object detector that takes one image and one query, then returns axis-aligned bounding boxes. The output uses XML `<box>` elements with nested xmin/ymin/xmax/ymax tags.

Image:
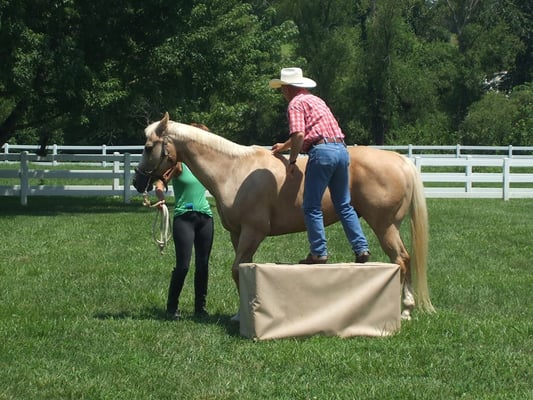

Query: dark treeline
<box><xmin>0</xmin><ymin>0</ymin><xmax>531</xmax><ymax>147</ymax></box>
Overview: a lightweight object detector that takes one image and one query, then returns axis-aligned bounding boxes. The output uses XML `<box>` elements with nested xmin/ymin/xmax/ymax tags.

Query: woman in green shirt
<box><xmin>155</xmin><ymin>125</ymin><xmax>214</xmax><ymax>321</ymax></box>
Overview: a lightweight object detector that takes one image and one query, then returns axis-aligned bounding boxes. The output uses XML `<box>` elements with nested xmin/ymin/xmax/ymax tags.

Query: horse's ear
<box><xmin>155</xmin><ymin>112</ymin><xmax>169</xmax><ymax>136</ymax></box>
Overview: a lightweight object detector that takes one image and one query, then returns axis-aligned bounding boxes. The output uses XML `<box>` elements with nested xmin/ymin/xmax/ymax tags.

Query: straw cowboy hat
<box><xmin>269</xmin><ymin>67</ymin><xmax>317</xmax><ymax>89</ymax></box>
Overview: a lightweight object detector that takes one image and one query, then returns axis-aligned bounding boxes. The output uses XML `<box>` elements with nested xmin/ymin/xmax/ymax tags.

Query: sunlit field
<box><xmin>1</xmin><ymin>196</ymin><xmax>531</xmax><ymax>399</ymax></box>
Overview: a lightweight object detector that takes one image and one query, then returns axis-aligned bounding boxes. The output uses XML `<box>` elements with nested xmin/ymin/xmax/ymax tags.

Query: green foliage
<box><xmin>459</xmin><ymin>83</ymin><xmax>533</xmax><ymax>145</ymax></box>
<box><xmin>0</xmin><ymin>0</ymin><xmax>531</xmax><ymax>146</ymax></box>
<box><xmin>510</xmin><ymin>84</ymin><xmax>533</xmax><ymax>145</ymax></box>
<box><xmin>159</xmin><ymin>2</ymin><xmax>300</xmax><ymax>144</ymax></box>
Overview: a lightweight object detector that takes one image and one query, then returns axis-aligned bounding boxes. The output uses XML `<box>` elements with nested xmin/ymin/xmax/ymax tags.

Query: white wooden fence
<box><xmin>4</xmin><ymin>143</ymin><xmax>533</xmax><ymax>159</ymax></box>
<box><xmin>414</xmin><ymin>156</ymin><xmax>533</xmax><ymax>200</ymax></box>
<box><xmin>0</xmin><ymin>152</ymin><xmax>142</xmax><ymax>205</ymax></box>
<box><xmin>1</xmin><ymin>145</ymin><xmax>533</xmax><ymax>205</ymax></box>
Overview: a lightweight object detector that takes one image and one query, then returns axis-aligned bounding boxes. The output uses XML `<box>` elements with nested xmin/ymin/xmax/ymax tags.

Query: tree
<box><xmin>0</xmin><ymin>0</ymin><xmax>296</xmax><ymax>147</ymax></box>
<box><xmin>0</xmin><ymin>0</ymin><xmax>186</xmax><ymax>146</ymax></box>
<box><xmin>459</xmin><ymin>83</ymin><xmax>533</xmax><ymax>146</ymax></box>
<box><xmin>269</xmin><ymin>0</ymin><xmax>532</xmax><ymax>145</ymax></box>
<box><xmin>268</xmin><ymin>0</ymin><xmax>372</xmax><ymax>144</ymax></box>
<box><xmin>155</xmin><ymin>1</ymin><xmax>299</xmax><ymax>145</ymax></box>
<box><xmin>432</xmin><ymin>0</ymin><xmax>528</xmax><ymax>130</ymax></box>
<box><xmin>1</xmin><ymin>0</ymin><xmax>530</xmax><ymax>147</ymax></box>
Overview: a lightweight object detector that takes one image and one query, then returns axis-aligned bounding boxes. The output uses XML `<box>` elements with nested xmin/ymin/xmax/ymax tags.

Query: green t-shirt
<box><xmin>171</xmin><ymin>164</ymin><xmax>212</xmax><ymax>217</ymax></box>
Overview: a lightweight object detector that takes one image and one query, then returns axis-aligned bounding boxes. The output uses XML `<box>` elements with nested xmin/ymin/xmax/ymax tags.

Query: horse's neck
<box><xmin>168</xmin><ymin>126</ymin><xmax>250</xmax><ymax>202</ymax></box>
<box><xmin>181</xmin><ymin>142</ymin><xmax>232</xmax><ymax>199</ymax></box>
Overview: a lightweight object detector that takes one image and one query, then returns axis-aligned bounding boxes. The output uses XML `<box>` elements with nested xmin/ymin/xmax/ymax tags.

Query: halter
<box><xmin>135</xmin><ymin>135</ymin><xmax>173</xmax><ymax>192</ymax></box>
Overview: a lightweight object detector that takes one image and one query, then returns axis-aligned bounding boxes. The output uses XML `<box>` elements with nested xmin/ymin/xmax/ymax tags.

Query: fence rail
<box><xmin>1</xmin><ymin>147</ymin><xmax>533</xmax><ymax>205</ymax></box>
<box><xmin>4</xmin><ymin>143</ymin><xmax>533</xmax><ymax>159</ymax></box>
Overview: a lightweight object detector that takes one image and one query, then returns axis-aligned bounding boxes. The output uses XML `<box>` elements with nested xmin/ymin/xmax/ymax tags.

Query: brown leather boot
<box><xmin>355</xmin><ymin>251</ymin><xmax>370</xmax><ymax>263</ymax></box>
<box><xmin>299</xmin><ymin>254</ymin><xmax>328</xmax><ymax>264</ymax></box>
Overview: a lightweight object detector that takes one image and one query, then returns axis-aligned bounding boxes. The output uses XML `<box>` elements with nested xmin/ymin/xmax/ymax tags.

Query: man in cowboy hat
<box><xmin>270</xmin><ymin>67</ymin><xmax>370</xmax><ymax>264</ymax></box>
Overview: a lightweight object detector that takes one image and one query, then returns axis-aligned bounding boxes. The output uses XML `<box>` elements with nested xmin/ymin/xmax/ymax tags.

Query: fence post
<box><xmin>456</xmin><ymin>144</ymin><xmax>461</xmax><ymax>158</ymax></box>
<box><xmin>465</xmin><ymin>155</ymin><xmax>472</xmax><ymax>193</ymax></box>
<box><xmin>123</xmin><ymin>153</ymin><xmax>131</xmax><ymax>204</ymax></box>
<box><xmin>502</xmin><ymin>158</ymin><xmax>510</xmax><ymax>201</ymax></box>
<box><xmin>20</xmin><ymin>151</ymin><xmax>29</xmax><ymax>206</ymax></box>
<box><xmin>52</xmin><ymin>144</ymin><xmax>58</xmax><ymax>166</ymax></box>
<box><xmin>508</xmin><ymin>145</ymin><xmax>513</xmax><ymax>158</ymax></box>
<box><xmin>408</xmin><ymin>144</ymin><xmax>413</xmax><ymax>158</ymax></box>
<box><xmin>414</xmin><ymin>156</ymin><xmax>422</xmax><ymax>172</ymax></box>
<box><xmin>3</xmin><ymin>143</ymin><xmax>8</xmax><ymax>163</ymax></box>
<box><xmin>102</xmin><ymin>145</ymin><xmax>107</xmax><ymax>167</ymax></box>
<box><xmin>113</xmin><ymin>152</ymin><xmax>120</xmax><ymax>192</ymax></box>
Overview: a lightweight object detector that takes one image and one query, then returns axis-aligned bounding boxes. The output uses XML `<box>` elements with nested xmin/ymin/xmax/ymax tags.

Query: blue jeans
<box><xmin>303</xmin><ymin>143</ymin><xmax>369</xmax><ymax>257</ymax></box>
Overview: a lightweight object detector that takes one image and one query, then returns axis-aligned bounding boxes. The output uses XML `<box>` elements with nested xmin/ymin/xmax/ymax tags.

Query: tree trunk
<box><xmin>0</xmin><ymin>101</ymin><xmax>27</xmax><ymax>147</ymax></box>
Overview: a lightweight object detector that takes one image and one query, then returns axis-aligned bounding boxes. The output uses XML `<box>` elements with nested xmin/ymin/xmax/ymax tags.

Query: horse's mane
<box><xmin>166</xmin><ymin>122</ymin><xmax>256</xmax><ymax>158</ymax></box>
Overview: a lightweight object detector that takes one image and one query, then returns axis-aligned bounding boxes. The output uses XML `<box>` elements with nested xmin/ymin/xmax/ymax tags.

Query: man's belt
<box><xmin>312</xmin><ymin>137</ymin><xmax>345</xmax><ymax>147</ymax></box>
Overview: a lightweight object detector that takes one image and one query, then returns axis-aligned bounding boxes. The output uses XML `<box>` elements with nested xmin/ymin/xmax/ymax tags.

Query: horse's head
<box><xmin>133</xmin><ymin>112</ymin><xmax>177</xmax><ymax>193</ymax></box>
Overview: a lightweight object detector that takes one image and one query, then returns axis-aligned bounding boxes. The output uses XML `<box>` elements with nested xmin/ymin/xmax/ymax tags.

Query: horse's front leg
<box><xmin>230</xmin><ymin>227</ymin><xmax>267</xmax><ymax>289</ymax></box>
<box><xmin>229</xmin><ymin>231</ymin><xmax>241</xmax><ymax>290</ymax></box>
<box><xmin>229</xmin><ymin>226</ymin><xmax>267</xmax><ymax>321</ymax></box>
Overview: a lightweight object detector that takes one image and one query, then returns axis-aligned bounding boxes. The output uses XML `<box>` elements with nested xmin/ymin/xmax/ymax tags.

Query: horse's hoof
<box><xmin>401</xmin><ymin>310</ymin><xmax>412</xmax><ymax>321</ymax></box>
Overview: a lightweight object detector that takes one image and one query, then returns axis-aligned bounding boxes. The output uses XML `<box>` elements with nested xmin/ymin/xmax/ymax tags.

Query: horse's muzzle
<box><xmin>132</xmin><ymin>169</ymin><xmax>153</xmax><ymax>193</ymax></box>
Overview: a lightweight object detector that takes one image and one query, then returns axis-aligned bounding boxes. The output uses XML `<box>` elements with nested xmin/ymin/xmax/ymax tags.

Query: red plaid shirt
<box><xmin>287</xmin><ymin>92</ymin><xmax>344</xmax><ymax>152</ymax></box>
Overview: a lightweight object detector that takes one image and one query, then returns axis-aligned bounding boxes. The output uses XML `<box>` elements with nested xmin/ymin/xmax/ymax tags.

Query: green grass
<box><xmin>0</xmin><ymin>196</ymin><xmax>532</xmax><ymax>399</ymax></box>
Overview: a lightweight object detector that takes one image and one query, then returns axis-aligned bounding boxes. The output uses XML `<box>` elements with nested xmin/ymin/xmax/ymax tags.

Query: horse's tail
<box><xmin>408</xmin><ymin>160</ymin><xmax>435</xmax><ymax>313</ymax></box>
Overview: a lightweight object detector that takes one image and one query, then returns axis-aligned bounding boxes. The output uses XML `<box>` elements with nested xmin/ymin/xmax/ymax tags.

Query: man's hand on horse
<box><xmin>271</xmin><ymin>142</ymin><xmax>285</xmax><ymax>154</ymax></box>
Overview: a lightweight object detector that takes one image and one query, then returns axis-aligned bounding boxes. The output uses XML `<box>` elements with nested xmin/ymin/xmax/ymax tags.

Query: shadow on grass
<box><xmin>2</xmin><ymin>195</ymin><xmax>217</xmax><ymax>216</ymax></box>
<box><xmin>0</xmin><ymin>196</ymin><xmax>148</xmax><ymax>216</ymax></box>
<box><xmin>93</xmin><ymin>306</ymin><xmax>241</xmax><ymax>337</ymax></box>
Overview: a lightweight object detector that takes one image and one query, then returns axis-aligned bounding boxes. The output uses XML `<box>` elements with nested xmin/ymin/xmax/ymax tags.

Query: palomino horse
<box><xmin>133</xmin><ymin>113</ymin><xmax>435</xmax><ymax>320</ymax></box>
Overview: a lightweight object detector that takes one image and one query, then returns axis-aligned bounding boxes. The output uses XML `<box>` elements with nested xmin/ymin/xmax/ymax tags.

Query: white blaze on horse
<box><xmin>133</xmin><ymin>113</ymin><xmax>435</xmax><ymax>320</ymax></box>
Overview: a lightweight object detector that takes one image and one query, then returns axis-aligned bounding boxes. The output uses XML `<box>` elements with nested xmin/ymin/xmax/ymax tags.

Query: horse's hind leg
<box><xmin>376</xmin><ymin>224</ymin><xmax>415</xmax><ymax>320</ymax></box>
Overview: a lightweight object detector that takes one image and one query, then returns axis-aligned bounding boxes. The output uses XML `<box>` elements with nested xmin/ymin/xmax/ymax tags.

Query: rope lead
<box><xmin>152</xmin><ymin>201</ymin><xmax>171</xmax><ymax>254</ymax></box>
<box><xmin>143</xmin><ymin>192</ymin><xmax>171</xmax><ymax>254</ymax></box>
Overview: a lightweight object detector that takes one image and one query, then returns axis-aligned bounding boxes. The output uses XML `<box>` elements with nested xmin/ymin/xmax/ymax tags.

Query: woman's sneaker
<box><xmin>167</xmin><ymin>309</ymin><xmax>181</xmax><ymax>321</ymax></box>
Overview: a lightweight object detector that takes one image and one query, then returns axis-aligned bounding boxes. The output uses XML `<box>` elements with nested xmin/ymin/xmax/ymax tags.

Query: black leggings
<box><xmin>166</xmin><ymin>212</ymin><xmax>214</xmax><ymax>313</ymax></box>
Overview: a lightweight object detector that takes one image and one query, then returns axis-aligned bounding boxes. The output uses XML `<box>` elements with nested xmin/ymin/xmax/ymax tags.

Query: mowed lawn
<box><xmin>0</xmin><ymin>196</ymin><xmax>531</xmax><ymax>400</ymax></box>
